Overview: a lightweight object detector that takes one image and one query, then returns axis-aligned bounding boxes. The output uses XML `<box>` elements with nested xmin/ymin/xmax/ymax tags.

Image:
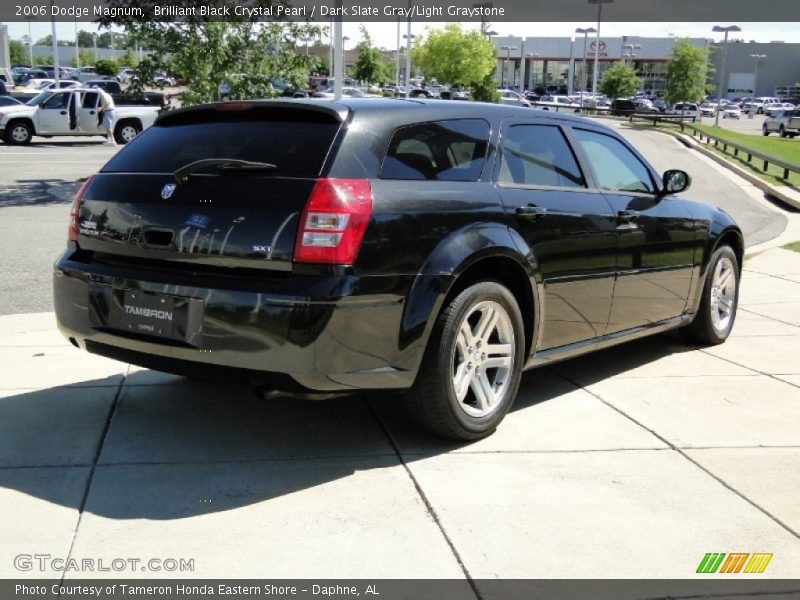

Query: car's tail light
<box><xmin>294</xmin><ymin>179</ymin><xmax>372</xmax><ymax>265</ymax></box>
<box><xmin>68</xmin><ymin>175</ymin><xmax>94</xmax><ymax>242</ymax></box>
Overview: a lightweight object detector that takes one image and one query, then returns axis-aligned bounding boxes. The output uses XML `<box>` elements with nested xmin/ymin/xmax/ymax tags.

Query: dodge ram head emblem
<box><xmin>161</xmin><ymin>184</ymin><xmax>176</xmax><ymax>199</ymax></box>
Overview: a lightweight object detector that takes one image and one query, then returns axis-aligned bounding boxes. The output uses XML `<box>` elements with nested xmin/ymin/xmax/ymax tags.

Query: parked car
<box><xmin>764</xmin><ymin>102</ymin><xmax>795</xmax><ymax>117</ymax></box>
<box><xmin>763</xmin><ymin>109</ymin><xmax>800</xmax><ymax>138</ymax></box>
<box><xmin>52</xmin><ymin>99</ymin><xmax>743</xmax><ymax>440</ymax></box>
<box><xmin>498</xmin><ymin>89</ymin><xmax>531</xmax><ymax>107</ymax></box>
<box><xmin>312</xmin><ymin>86</ymin><xmax>381</xmax><ymax>99</ymax></box>
<box><xmin>668</xmin><ymin>102</ymin><xmax>701</xmax><ymax>120</ymax></box>
<box><xmin>117</xmin><ymin>68</ymin><xmax>137</xmax><ymax>84</ymax></box>
<box><xmin>634</xmin><ymin>99</ymin><xmax>659</xmax><ymax>113</ymax></box>
<box><xmin>84</xmin><ymin>80</ymin><xmax>123</xmax><ymax>95</ymax></box>
<box><xmin>0</xmin><ymin>96</ymin><xmax>23</xmax><ymax>107</ymax></box>
<box><xmin>70</xmin><ymin>67</ymin><xmax>116</xmax><ymax>83</ymax></box>
<box><xmin>0</xmin><ymin>88</ymin><xmax>160</xmax><ymax>145</ymax></box>
<box><xmin>699</xmin><ymin>103</ymin><xmax>717</xmax><ymax>117</ymax></box>
<box><xmin>722</xmin><ymin>105</ymin><xmax>742</xmax><ymax>119</ymax></box>
<box><xmin>610</xmin><ymin>99</ymin><xmax>636</xmax><ymax>116</ymax></box>
<box><xmin>743</xmin><ymin>97</ymin><xmax>782</xmax><ymax>115</ymax></box>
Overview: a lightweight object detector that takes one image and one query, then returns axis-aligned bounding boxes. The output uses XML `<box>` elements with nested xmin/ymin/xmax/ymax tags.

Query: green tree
<box><xmin>94</xmin><ymin>58</ymin><xmax>119</xmax><ymax>76</ymax></box>
<box><xmin>352</xmin><ymin>26</ymin><xmax>388</xmax><ymax>85</ymax></box>
<box><xmin>410</xmin><ymin>24</ymin><xmax>499</xmax><ymax>102</ymax></box>
<box><xmin>120</xmin><ymin>49</ymin><xmax>138</xmax><ymax>67</ymax></box>
<box><xmin>9</xmin><ymin>40</ymin><xmax>28</xmax><ymax>65</ymax></box>
<box><xmin>599</xmin><ymin>63</ymin><xmax>639</xmax><ymax>99</ymax></box>
<box><xmin>97</xmin><ymin>3</ymin><xmax>322</xmax><ymax>104</ymax></box>
<box><xmin>664</xmin><ymin>37</ymin><xmax>710</xmax><ymax>118</ymax></box>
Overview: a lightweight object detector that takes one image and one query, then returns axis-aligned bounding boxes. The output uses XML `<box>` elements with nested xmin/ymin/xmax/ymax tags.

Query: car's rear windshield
<box><xmin>102</xmin><ymin>111</ymin><xmax>340</xmax><ymax>178</ymax></box>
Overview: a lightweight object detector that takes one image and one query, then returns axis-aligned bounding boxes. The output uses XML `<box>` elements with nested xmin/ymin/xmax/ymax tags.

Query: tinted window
<box><xmin>42</xmin><ymin>93</ymin><xmax>69</xmax><ymax>109</ymax></box>
<box><xmin>102</xmin><ymin>112</ymin><xmax>340</xmax><ymax>177</ymax></box>
<box><xmin>81</xmin><ymin>92</ymin><xmax>98</xmax><ymax>109</ymax></box>
<box><xmin>380</xmin><ymin>119</ymin><xmax>489</xmax><ymax>181</ymax></box>
<box><xmin>574</xmin><ymin>129</ymin><xmax>655</xmax><ymax>193</ymax></box>
<box><xmin>498</xmin><ymin>124</ymin><xmax>585</xmax><ymax>188</ymax></box>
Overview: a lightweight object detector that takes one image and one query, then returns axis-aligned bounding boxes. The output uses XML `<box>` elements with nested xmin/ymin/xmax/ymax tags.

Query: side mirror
<box><xmin>662</xmin><ymin>169</ymin><xmax>691</xmax><ymax>195</ymax></box>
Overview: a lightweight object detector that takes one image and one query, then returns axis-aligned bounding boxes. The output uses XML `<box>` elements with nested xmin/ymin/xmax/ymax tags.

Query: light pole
<box><xmin>588</xmin><ymin>0</ymin><xmax>613</xmax><ymax>95</ymax></box>
<box><xmin>92</xmin><ymin>33</ymin><xmax>98</xmax><ymax>62</ymax></box>
<box><xmin>575</xmin><ymin>27</ymin><xmax>596</xmax><ymax>105</ymax></box>
<box><xmin>712</xmin><ymin>25</ymin><xmax>741</xmax><ymax>127</ymax></box>
<box><xmin>24</xmin><ymin>17</ymin><xmax>34</xmax><ymax>65</ymax></box>
<box><xmin>404</xmin><ymin>0</ymin><xmax>413</xmax><ymax>98</ymax></box>
<box><xmin>74</xmin><ymin>20</ymin><xmax>80</xmax><ymax>69</ymax></box>
<box><xmin>500</xmin><ymin>45</ymin><xmax>517</xmax><ymax>88</ymax></box>
<box><xmin>403</xmin><ymin>33</ymin><xmax>414</xmax><ymax>94</ymax></box>
<box><xmin>749</xmin><ymin>53</ymin><xmax>766</xmax><ymax>119</ymax></box>
<box><xmin>49</xmin><ymin>0</ymin><xmax>60</xmax><ymax>86</ymax></box>
<box><xmin>472</xmin><ymin>2</ymin><xmax>493</xmax><ymax>35</ymax></box>
<box><xmin>395</xmin><ymin>19</ymin><xmax>401</xmax><ymax>87</ymax></box>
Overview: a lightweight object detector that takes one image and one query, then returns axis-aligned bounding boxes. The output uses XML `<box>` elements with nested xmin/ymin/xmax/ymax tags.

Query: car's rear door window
<box><xmin>380</xmin><ymin>119</ymin><xmax>489</xmax><ymax>181</ymax></box>
<box><xmin>573</xmin><ymin>128</ymin><xmax>655</xmax><ymax>193</ymax></box>
<box><xmin>498</xmin><ymin>124</ymin><xmax>585</xmax><ymax>188</ymax></box>
<box><xmin>102</xmin><ymin>108</ymin><xmax>340</xmax><ymax>178</ymax></box>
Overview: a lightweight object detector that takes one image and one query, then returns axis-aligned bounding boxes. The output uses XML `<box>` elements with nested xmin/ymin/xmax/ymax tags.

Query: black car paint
<box><xmin>53</xmin><ymin>98</ymin><xmax>743</xmax><ymax>395</ymax></box>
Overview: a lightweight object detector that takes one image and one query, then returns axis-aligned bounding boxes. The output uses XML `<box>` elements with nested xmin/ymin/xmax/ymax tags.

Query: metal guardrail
<box><xmin>629</xmin><ymin>113</ymin><xmax>697</xmax><ymax>125</ymax></box>
<box><xmin>678</xmin><ymin>123</ymin><xmax>799</xmax><ymax>182</ymax></box>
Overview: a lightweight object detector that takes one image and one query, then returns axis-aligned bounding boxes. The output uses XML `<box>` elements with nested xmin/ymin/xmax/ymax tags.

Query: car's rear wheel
<box><xmin>114</xmin><ymin>120</ymin><xmax>142</xmax><ymax>144</ymax></box>
<box><xmin>779</xmin><ymin>126</ymin><xmax>788</xmax><ymax>138</ymax></box>
<box><xmin>763</xmin><ymin>124</ymin><xmax>770</xmax><ymax>136</ymax></box>
<box><xmin>405</xmin><ymin>281</ymin><xmax>525</xmax><ymax>440</ymax></box>
<box><xmin>681</xmin><ymin>245</ymin><xmax>739</xmax><ymax>345</ymax></box>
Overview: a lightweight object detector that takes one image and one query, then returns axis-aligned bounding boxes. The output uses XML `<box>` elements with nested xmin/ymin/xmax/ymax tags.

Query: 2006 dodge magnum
<box><xmin>54</xmin><ymin>99</ymin><xmax>743</xmax><ymax>440</ymax></box>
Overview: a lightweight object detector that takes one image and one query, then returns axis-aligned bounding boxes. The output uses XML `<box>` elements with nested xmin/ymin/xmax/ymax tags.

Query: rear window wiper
<box><xmin>174</xmin><ymin>158</ymin><xmax>277</xmax><ymax>184</ymax></box>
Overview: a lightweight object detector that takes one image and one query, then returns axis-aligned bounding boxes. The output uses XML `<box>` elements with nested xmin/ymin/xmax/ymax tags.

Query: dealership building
<box><xmin>492</xmin><ymin>35</ymin><xmax>800</xmax><ymax>98</ymax></box>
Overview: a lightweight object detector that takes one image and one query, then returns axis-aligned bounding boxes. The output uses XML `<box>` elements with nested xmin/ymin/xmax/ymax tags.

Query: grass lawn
<box><xmin>784</xmin><ymin>241</ymin><xmax>800</xmax><ymax>253</ymax></box>
<box><xmin>645</xmin><ymin>120</ymin><xmax>800</xmax><ymax>188</ymax></box>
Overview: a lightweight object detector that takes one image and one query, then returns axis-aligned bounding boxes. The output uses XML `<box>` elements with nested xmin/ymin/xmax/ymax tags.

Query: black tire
<box><xmin>114</xmin><ymin>120</ymin><xmax>142</xmax><ymax>144</ymax></box>
<box><xmin>404</xmin><ymin>281</ymin><xmax>526</xmax><ymax>440</ymax></box>
<box><xmin>3</xmin><ymin>120</ymin><xmax>33</xmax><ymax>145</ymax></box>
<box><xmin>681</xmin><ymin>245</ymin><xmax>739</xmax><ymax>345</ymax></box>
<box><xmin>763</xmin><ymin>125</ymin><xmax>769</xmax><ymax>136</ymax></box>
<box><xmin>779</xmin><ymin>126</ymin><xmax>787</xmax><ymax>138</ymax></box>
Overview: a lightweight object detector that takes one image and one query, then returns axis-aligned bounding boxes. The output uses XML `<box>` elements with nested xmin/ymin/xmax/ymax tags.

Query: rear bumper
<box><xmin>53</xmin><ymin>251</ymin><xmax>422</xmax><ymax>393</ymax></box>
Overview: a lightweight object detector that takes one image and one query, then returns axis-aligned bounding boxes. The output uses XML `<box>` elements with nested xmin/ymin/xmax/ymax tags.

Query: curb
<box><xmin>644</xmin><ymin>126</ymin><xmax>800</xmax><ymax>211</ymax></box>
<box><xmin>626</xmin><ymin>124</ymin><xmax>800</xmax><ymax>260</ymax></box>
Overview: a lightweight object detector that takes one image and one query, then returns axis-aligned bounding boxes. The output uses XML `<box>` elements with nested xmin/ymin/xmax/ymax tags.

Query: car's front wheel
<box><xmin>3</xmin><ymin>120</ymin><xmax>33</xmax><ymax>145</ymax></box>
<box><xmin>405</xmin><ymin>281</ymin><xmax>525</xmax><ymax>440</ymax></box>
<box><xmin>681</xmin><ymin>245</ymin><xmax>739</xmax><ymax>345</ymax></box>
<box><xmin>763</xmin><ymin>124</ymin><xmax>770</xmax><ymax>136</ymax></box>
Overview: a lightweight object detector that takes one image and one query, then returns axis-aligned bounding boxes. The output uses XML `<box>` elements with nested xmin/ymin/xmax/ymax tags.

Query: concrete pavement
<box><xmin>1</xmin><ymin>247</ymin><xmax>799</xmax><ymax>580</ymax></box>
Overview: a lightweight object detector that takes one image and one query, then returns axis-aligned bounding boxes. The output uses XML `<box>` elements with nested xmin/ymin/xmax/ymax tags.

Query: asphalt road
<box><xmin>0</xmin><ymin>126</ymin><xmax>789</xmax><ymax>315</ymax></box>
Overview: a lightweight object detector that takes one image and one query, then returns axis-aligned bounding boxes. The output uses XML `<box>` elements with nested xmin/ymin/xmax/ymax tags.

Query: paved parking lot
<box><xmin>1</xmin><ymin>121</ymin><xmax>798</xmax><ymax>583</ymax></box>
<box><xmin>1</xmin><ymin>246</ymin><xmax>799</xmax><ymax>580</ymax></box>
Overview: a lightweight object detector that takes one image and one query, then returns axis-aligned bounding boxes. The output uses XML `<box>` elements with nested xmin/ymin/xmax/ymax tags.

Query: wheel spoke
<box><xmin>459</xmin><ymin>320</ymin><xmax>475</xmax><ymax>349</ymax></box>
<box><xmin>456</xmin><ymin>327</ymin><xmax>470</xmax><ymax>360</ymax></box>
<box><xmin>484</xmin><ymin>355</ymin><xmax>512</xmax><ymax>370</ymax></box>
<box><xmin>485</xmin><ymin>343</ymin><xmax>512</xmax><ymax>356</ymax></box>
<box><xmin>469</xmin><ymin>371</ymin><xmax>490</xmax><ymax>410</ymax></box>
<box><xmin>474</xmin><ymin>307</ymin><xmax>499</xmax><ymax>342</ymax></box>
<box><xmin>717</xmin><ymin>268</ymin><xmax>731</xmax><ymax>289</ymax></box>
<box><xmin>453</xmin><ymin>363</ymin><xmax>472</xmax><ymax>403</ymax></box>
<box><xmin>719</xmin><ymin>296</ymin><xmax>732</xmax><ymax>314</ymax></box>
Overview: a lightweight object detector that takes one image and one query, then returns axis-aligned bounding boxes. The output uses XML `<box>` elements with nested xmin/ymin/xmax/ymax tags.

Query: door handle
<box><xmin>89</xmin><ymin>110</ymin><xmax>95</xmax><ymax>114</ymax></box>
<box><xmin>516</xmin><ymin>205</ymin><xmax>547</xmax><ymax>220</ymax></box>
<box><xmin>617</xmin><ymin>210</ymin><xmax>640</xmax><ymax>223</ymax></box>
<box><xmin>59</xmin><ymin>110</ymin><xmax>67</xmax><ymax>115</ymax></box>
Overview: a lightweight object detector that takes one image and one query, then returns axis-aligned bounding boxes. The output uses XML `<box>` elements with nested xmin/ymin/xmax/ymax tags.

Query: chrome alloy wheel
<box><xmin>451</xmin><ymin>300</ymin><xmax>515</xmax><ymax>418</ymax></box>
<box><xmin>710</xmin><ymin>256</ymin><xmax>736</xmax><ymax>332</ymax></box>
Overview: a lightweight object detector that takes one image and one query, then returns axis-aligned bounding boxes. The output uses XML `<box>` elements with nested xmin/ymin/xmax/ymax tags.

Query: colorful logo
<box><xmin>697</xmin><ymin>553</ymin><xmax>773</xmax><ymax>574</ymax></box>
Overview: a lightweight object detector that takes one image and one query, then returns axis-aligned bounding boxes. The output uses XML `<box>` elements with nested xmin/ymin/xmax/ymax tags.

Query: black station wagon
<box><xmin>54</xmin><ymin>99</ymin><xmax>743</xmax><ymax>440</ymax></box>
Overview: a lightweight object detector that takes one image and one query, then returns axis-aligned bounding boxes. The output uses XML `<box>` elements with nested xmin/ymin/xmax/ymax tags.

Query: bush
<box><xmin>94</xmin><ymin>59</ymin><xmax>119</xmax><ymax>76</ymax></box>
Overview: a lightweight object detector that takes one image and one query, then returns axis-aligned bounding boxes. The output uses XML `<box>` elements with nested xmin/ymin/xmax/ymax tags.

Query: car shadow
<box><xmin>0</xmin><ymin>333</ymin><xmax>694</xmax><ymax>521</ymax></box>
<box><xmin>0</xmin><ymin>178</ymin><xmax>81</xmax><ymax>207</ymax></box>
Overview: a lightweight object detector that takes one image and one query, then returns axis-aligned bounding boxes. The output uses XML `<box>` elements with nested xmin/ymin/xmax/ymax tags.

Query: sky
<box><xmin>4</xmin><ymin>21</ymin><xmax>799</xmax><ymax>48</ymax></box>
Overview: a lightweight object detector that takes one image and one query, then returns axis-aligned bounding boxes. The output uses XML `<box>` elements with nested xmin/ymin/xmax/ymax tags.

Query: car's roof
<box><xmin>158</xmin><ymin>97</ymin><xmax>616</xmax><ymax>134</ymax></box>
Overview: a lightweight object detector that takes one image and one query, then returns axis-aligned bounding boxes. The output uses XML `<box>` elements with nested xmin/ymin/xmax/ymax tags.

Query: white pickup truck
<box><xmin>0</xmin><ymin>88</ymin><xmax>160</xmax><ymax>145</ymax></box>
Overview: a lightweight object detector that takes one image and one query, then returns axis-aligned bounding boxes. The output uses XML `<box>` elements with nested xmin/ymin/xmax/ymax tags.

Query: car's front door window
<box><xmin>573</xmin><ymin>129</ymin><xmax>655</xmax><ymax>194</ymax></box>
